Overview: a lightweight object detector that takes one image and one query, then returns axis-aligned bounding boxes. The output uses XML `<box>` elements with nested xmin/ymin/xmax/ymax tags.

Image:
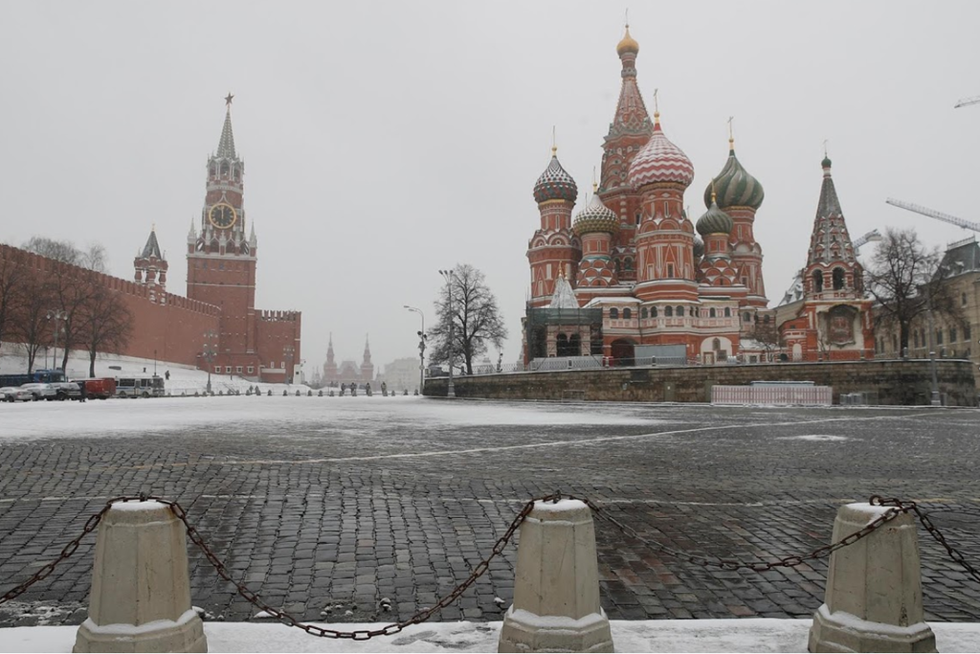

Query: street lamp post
<box><xmin>404</xmin><ymin>305</ymin><xmax>426</xmax><ymax>393</ymax></box>
<box><xmin>438</xmin><ymin>269</ymin><xmax>456</xmax><ymax>398</ymax></box>
<box><xmin>46</xmin><ymin>310</ymin><xmax>67</xmax><ymax>373</ymax></box>
<box><xmin>925</xmin><ymin>283</ymin><xmax>941</xmax><ymax>406</ymax></box>
<box><xmin>283</xmin><ymin>345</ymin><xmax>295</xmax><ymax>384</ymax></box>
<box><xmin>202</xmin><ymin>330</ymin><xmax>218</xmax><ymax>395</ymax></box>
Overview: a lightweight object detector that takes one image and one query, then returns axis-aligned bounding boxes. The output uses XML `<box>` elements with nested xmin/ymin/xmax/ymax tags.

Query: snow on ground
<box><xmin>0</xmin><ymin>392</ymin><xmax>668</xmax><ymax>442</ymax></box>
<box><xmin>1</xmin><ymin>619</ymin><xmax>977</xmax><ymax>653</ymax></box>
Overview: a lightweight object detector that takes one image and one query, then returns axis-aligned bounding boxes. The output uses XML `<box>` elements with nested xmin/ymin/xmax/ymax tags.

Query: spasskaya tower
<box><xmin>186</xmin><ymin>95</ymin><xmax>301</xmax><ymax>382</ymax></box>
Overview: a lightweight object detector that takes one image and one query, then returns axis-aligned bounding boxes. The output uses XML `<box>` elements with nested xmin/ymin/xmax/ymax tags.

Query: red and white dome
<box><xmin>627</xmin><ymin>118</ymin><xmax>694</xmax><ymax>189</ymax></box>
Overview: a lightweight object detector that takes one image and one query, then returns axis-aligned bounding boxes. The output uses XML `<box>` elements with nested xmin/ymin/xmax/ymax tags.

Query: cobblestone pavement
<box><xmin>0</xmin><ymin>397</ymin><xmax>978</xmax><ymax>627</ymax></box>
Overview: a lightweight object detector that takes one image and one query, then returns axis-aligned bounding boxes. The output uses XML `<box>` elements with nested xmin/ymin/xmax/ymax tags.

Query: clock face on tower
<box><xmin>208</xmin><ymin>203</ymin><xmax>238</xmax><ymax>229</ymax></box>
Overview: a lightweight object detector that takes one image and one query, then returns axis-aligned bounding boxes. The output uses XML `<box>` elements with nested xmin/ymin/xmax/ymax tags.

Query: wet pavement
<box><xmin>0</xmin><ymin>397</ymin><xmax>978</xmax><ymax>626</ymax></box>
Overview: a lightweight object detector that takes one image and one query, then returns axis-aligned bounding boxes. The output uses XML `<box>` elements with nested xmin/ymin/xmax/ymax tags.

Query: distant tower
<box><xmin>360</xmin><ymin>335</ymin><xmax>374</xmax><ymax>382</ymax></box>
<box><xmin>134</xmin><ymin>227</ymin><xmax>168</xmax><ymax>304</ymax></box>
<box><xmin>527</xmin><ymin>144</ymin><xmax>579</xmax><ymax>307</ymax></box>
<box><xmin>323</xmin><ymin>333</ymin><xmax>338</xmax><ymax>384</ymax></box>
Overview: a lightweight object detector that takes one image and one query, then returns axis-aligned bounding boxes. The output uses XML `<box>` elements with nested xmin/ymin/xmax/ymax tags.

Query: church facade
<box><xmin>525</xmin><ymin>26</ymin><xmax>871</xmax><ymax>364</ymax></box>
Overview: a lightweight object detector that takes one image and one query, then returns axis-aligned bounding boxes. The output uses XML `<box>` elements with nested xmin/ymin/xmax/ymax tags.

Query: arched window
<box><xmin>651</xmin><ymin>306</ymin><xmax>658</xmax><ymax>318</ymax></box>
<box><xmin>913</xmin><ymin>331</ymin><xmax>919</xmax><ymax>348</ymax></box>
<box><xmin>763</xmin><ymin>315</ymin><xmax>771</xmax><ymax>324</ymax></box>
<box><xmin>556</xmin><ymin>333</ymin><xmax>571</xmax><ymax>357</ymax></box>
<box><xmin>609</xmin><ymin>308</ymin><xmax>619</xmax><ymax>320</ymax></box>
<box><xmin>641</xmin><ymin>307</ymin><xmax>648</xmax><ymax>319</ymax></box>
<box><xmin>724</xmin><ymin>307</ymin><xmax>731</xmax><ymax>317</ymax></box>
<box><xmin>743</xmin><ymin>312</ymin><xmax>751</xmax><ymax>323</ymax></box>
<box><xmin>712</xmin><ymin>338</ymin><xmax>721</xmax><ymax>351</ymax></box>
<box><xmin>813</xmin><ymin>270</ymin><xmax>824</xmax><ymax>293</ymax></box>
<box><xmin>709</xmin><ymin>308</ymin><xmax>716</xmax><ymax>318</ymax></box>
<box><xmin>220</xmin><ymin>162</ymin><xmax>230</xmax><ymax>177</ymax></box>
<box><xmin>676</xmin><ymin>306</ymin><xmax>684</xmax><ymax>317</ymax></box>
<box><xmin>832</xmin><ymin>267</ymin><xmax>845</xmax><ymax>290</ymax></box>
<box><xmin>623</xmin><ymin>308</ymin><xmax>632</xmax><ymax>320</ymax></box>
<box><xmin>665</xmin><ymin>306</ymin><xmax>673</xmax><ymax>317</ymax></box>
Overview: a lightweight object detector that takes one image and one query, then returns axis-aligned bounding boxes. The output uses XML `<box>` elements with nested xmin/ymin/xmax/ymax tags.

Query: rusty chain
<box><xmin>575</xmin><ymin>493</ymin><xmax>921</xmax><ymax>572</ymax></box>
<box><xmin>0</xmin><ymin>491</ymin><xmax>977</xmax><ymax>641</ymax></box>
<box><xmin>0</xmin><ymin>497</ymin><xmax>121</xmax><ymax>606</ymax></box>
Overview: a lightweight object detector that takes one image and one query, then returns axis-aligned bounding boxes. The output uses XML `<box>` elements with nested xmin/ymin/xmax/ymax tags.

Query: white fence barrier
<box><xmin>711</xmin><ymin>384</ymin><xmax>832</xmax><ymax>406</ymax></box>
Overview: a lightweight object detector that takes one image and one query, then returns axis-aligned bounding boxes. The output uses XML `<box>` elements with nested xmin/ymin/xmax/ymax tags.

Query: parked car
<box><xmin>20</xmin><ymin>383</ymin><xmax>57</xmax><ymax>401</ymax></box>
<box><xmin>51</xmin><ymin>382</ymin><xmax>82</xmax><ymax>400</ymax></box>
<box><xmin>0</xmin><ymin>386</ymin><xmax>34</xmax><ymax>402</ymax></box>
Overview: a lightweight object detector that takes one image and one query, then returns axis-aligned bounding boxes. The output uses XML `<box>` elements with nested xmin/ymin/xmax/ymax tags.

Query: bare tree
<box><xmin>0</xmin><ymin>246</ymin><xmax>28</xmax><ymax>353</ymax></box>
<box><xmin>866</xmin><ymin>228</ymin><xmax>964</xmax><ymax>352</ymax></box>
<box><xmin>749</xmin><ymin>318</ymin><xmax>783</xmax><ymax>362</ymax></box>
<box><xmin>429</xmin><ymin>264</ymin><xmax>508</xmax><ymax>375</ymax></box>
<box><xmin>22</xmin><ymin>237</ymin><xmax>106</xmax><ymax>371</ymax></box>
<box><xmin>12</xmin><ymin>273</ymin><xmax>56</xmax><ymax>374</ymax></box>
<box><xmin>77</xmin><ymin>285</ymin><xmax>133</xmax><ymax>377</ymax></box>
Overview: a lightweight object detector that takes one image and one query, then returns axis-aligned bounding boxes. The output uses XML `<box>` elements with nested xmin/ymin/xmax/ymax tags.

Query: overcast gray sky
<box><xmin>2</xmin><ymin>1</ymin><xmax>978</xmax><ymax>374</ymax></box>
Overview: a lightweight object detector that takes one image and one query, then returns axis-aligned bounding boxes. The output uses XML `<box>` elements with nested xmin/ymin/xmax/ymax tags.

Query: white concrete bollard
<box><xmin>74</xmin><ymin>500</ymin><xmax>207</xmax><ymax>653</ymax></box>
<box><xmin>808</xmin><ymin>503</ymin><xmax>936</xmax><ymax>653</ymax></box>
<box><xmin>498</xmin><ymin>499</ymin><xmax>613</xmax><ymax>653</ymax></box>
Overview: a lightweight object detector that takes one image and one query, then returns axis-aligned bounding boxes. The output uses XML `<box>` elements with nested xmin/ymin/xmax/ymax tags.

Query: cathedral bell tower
<box><xmin>186</xmin><ymin>95</ymin><xmax>259</xmax><ymax>365</ymax></box>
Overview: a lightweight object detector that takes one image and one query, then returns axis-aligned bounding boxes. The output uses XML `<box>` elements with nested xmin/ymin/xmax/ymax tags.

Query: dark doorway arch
<box><xmin>610</xmin><ymin>339</ymin><xmax>635</xmax><ymax>366</ymax></box>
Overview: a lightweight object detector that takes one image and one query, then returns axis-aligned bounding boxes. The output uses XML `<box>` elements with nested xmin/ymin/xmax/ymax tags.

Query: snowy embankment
<box><xmin>0</xmin><ymin>346</ymin><xmax>310</xmax><ymax>397</ymax></box>
<box><xmin>1</xmin><ymin>619</ymin><xmax>978</xmax><ymax>653</ymax></box>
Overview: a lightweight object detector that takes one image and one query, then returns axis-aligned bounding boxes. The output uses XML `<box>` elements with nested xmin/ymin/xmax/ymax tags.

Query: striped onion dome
<box><xmin>533</xmin><ymin>149</ymin><xmax>578</xmax><ymax>204</ymax></box>
<box><xmin>573</xmin><ymin>194</ymin><xmax>620</xmax><ymax>236</ymax></box>
<box><xmin>696</xmin><ymin>198</ymin><xmax>733</xmax><ymax>236</ymax></box>
<box><xmin>703</xmin><ymin>142</ymin><xmax>764</xmax><ymax>210</ymax></box>
<box><xmin>627</xmin><ymin>117</ymin><xmax>695</xmax><ymax>189</ymax></box>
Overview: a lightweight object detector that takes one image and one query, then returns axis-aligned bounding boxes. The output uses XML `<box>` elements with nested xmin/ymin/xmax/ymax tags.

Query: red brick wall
<box><xmin>1</xmin><ymin>243</ymin><xmax>220</xmax><ymax>367</ymax></box>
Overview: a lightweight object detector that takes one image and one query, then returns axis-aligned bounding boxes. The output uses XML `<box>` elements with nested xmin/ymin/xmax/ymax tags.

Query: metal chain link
<box><xmin>0</xmin><ymin>496</ymin><xmax>126</xmax><ymax>606</ymax></box>
<box><xmin>907</xmin><ymin>503</ymin><xmax>980</xmax><ymax>583</ymax></box>
<box><xmin>574</xmin><ymin>494</ymin><xmax>925</xmax><ymax>573</ymax></box>
<box><xmin>1</xmin><ymin>491</ymin><xmax>977</xmax><ymax>641</ymax></box>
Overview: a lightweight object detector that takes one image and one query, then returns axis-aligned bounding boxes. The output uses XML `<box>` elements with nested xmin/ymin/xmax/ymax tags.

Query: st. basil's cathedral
<box><xmin>524</xmin><ymin>26</ymin><xmax>872</xmax><ymax>365</ymax></box>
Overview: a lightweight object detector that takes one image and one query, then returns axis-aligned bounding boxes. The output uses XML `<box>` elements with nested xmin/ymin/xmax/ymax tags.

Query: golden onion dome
<box><xmin>617</xmin><ymin>26</ymin><xmax>639</xmax><ymax>56</ymax></box>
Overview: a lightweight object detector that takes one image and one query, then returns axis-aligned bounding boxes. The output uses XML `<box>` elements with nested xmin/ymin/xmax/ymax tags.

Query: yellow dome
<box><xmin>617</xmin><ymin>26</ymin><xmax>639</xmax><ymax>56</ymax></box>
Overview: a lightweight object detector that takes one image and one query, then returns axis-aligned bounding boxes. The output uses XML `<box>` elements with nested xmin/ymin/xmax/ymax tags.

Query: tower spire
<box><xmin>217</xmin><ymin>94</ymin><xmax>237</xmax><ymax>159</ymax></box>
<box><xmin>727</xmin><ymin>116</ymin><xmax>735</xmax><ymax>151</ymax></box>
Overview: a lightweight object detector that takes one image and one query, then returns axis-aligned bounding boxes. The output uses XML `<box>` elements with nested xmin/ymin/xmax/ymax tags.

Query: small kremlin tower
<box><xmin>134</xmin><ymin>227</ymin><xmax>168</xmax><ymax>304</ymax></box>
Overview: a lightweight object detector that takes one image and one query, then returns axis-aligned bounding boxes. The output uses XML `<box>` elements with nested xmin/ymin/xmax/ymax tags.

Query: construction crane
<box><xmin>954</xmin><ymin>95</ymin><xmax>980</xmax><ymax>109</ymax></box>
<box><xmin>852</xmin><ymin>228</ymin><xmax>882</xmax><ymax>256</ymax></box>
<box><xmin>885</xmin><ymin>198</ymin><xmax>980</xmax><ymax>232</ymax></box>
